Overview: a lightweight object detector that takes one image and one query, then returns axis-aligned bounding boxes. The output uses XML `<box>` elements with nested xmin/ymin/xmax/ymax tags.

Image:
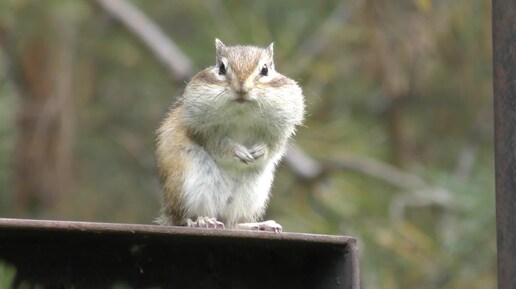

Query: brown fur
<box><xmin>155</xmin><ymin>105</ymin><xmax>191</xmax><ymax>225</ymax></box>
<box><xmin>226</xmin><ymin>46</ymin><xmax>262</xmax><ymax>82</ymax></box>
<box><xmin>217</xmin><ymin>44</ymin><xmax>271</xmax><ymax>82</ymax></box>
<box><xmin>267</xmin><ymin>75</ymin><xmax>293</xmax><ymax>88</ymax></box>
<box><xmin>194</xmin><ymin>69</ymin><xmax>225</xmax><ymax>85</ymax></box>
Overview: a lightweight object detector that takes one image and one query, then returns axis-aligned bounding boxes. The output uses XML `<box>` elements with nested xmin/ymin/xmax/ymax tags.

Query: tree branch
<box><xmin>284</xmin><ymin>144</ymin><xmax>325</xmax><ymax>180</ymax></box>
<box><xmin>91</xmin><ymin>0</ymin><xmax>193</xmax><ymax>81</ymax></box>
<box><xmin>289</xmin><ymin>0</ymin><xmax>364</xmax><ymax>71</ymax></box>
<box><xmin>286</xmin><ymin>143</ymin><xmax>446</xmax><ymax>192</ymax></box>
<box><xmin>286</xmin><ymin>143</ymin><xmax>454</xmax><ymax>221</ymax></box>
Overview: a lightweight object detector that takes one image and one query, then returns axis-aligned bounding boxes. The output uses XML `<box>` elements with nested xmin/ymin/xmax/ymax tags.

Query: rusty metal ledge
<box><xmin>0</xmin><ymin>218</ymin><xmax>359</xmax><ymax>289</ymax></box>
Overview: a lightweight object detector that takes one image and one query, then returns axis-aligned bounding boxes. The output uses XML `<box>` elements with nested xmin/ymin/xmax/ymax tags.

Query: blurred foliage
<box><xmin>0</xmin><ymin>261</ymin><xmax>16</xmax><ymax>289</ymax></box>
<box><xmin>0</xmin><ymin>260</ymin><xmax>44</xmax><ymax>289</ymax></box>
<box><xmin>0</xmin><ymin>0</ymin><xmax>495</xmax><ymax>288</ymax></box>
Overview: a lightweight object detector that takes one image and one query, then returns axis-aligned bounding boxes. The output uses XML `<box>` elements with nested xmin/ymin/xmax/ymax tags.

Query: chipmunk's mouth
<box><xmin>235</xmin><ymin>98</ymin><xmax>247</xmax><ymax>103</ymax></box>
<box><xmin>234</xmin><ymin>89</ymin><xmax>251</xmax><ymax>103</ymax></box>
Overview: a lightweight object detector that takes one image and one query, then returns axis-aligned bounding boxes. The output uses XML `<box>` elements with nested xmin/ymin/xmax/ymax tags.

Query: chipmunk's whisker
<box><xmin>256</xmin><ymin>97</ymin><xmax>264</xmax><ymax>115</ymax></box>
<box><xmin>258</xmin><ymin>96</ymin><xmax>272</xmax><ymax>126</ymax></box>
<box><xmin>215</xmin><ymin>89</ymin><xmax>227</xmax><ymax>99</ymax></box>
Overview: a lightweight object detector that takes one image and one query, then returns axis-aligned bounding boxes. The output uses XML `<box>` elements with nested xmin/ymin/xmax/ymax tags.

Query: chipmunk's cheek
<box><xmin>257</xmin><ymin>76</ymin><xmax>270</xmax><ymax>84</ymax></box>
<box><xmin>245</xmin><ymin>90</ymin><xmax>258</xmax><ymax>101</ymax></box>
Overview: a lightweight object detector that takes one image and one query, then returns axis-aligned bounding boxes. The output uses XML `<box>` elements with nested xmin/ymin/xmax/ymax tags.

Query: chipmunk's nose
<box><xmin>236</xmin><ymin>81</ymin><xmax>252</xmax><ymax>97</ymax></box>
<box><xmin>235</xmin><ymin>85</ymin><xmax>250</xmax><ymax>103</ymax></box>
<box><xmin>236</xmin><ymin>88</ymin><xmax>248</xmax><ymax>96</ymax></box>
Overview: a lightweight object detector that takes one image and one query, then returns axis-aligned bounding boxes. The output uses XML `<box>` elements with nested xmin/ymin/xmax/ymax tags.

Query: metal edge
<box><xmin>346</xmin><ymin>237</ymin><xmax>360</xmax><ymax>289</ymax></box>
<box><xmin>0</xmin><ymin>218</ymin><xmax>354</xmax><ymax>246</ymax></box>
<box><xmin>493</xmin><ymin>0</ymin><xmax>516</xmax><ymax>288</ymax></box>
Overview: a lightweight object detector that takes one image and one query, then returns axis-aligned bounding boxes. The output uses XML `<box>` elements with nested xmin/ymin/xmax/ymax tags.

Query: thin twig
<box><xmin>284</xmin><ymin>144</ymin><xmax>325</xmax><ymax>180</ymax></box>
<box><xmin>91</xmin><ymin>0</ymin><xmax>193</xmax><ymax>81</ymax></box>
<box><xmin>289</xmin><ymin>0</ymin><xmax>364</xmax><ymax>71</ymax></box>
<box><xmin>286</xmin><ymin>143</ymin><xmax>454</xmax><ymax>221</ymax></box>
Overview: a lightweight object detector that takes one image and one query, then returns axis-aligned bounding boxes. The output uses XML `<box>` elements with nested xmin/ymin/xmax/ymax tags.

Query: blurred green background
<box><xmin>0</xmin><ymin>0</ymin><xmax>495</xmax><ymax>288</ymax></box>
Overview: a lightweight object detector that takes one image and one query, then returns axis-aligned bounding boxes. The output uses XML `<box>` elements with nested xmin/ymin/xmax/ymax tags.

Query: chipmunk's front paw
<box><xmin>186</xmin><ymin>217</ymin><xmax>225</xmax><ymax>229</ymax></box>
<box><xmin>234</xmin><ymin>144</ymin><xmax>254</xmax><ymax>164</ymax></box>
<box><xmin>249</xmin><ymin>144</ymin><xmax>267</xmax><ymax>160</ymax></box>
<box><xmin>236</xmin><ymin>220</ymin><xmax>282</xmax><ymax>233</ymax></box>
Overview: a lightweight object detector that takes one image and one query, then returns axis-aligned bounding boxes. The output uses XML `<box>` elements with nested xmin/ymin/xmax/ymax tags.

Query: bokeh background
<box><xmin>0</xmin><ymin>0</ymin><xmax>495</xmax><ymax>288</ymax></box>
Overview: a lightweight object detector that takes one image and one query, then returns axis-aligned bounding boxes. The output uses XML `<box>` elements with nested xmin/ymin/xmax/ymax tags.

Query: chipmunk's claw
<box><xmin>249</xmin><ymin>144</ymin><xmax>266</xmax><ymax>160</ymax></box>
<box><xmin>236</xmin><ymin>220</ymin><xmax>282</xmax><ymax>233</ymax></box>
<box><xmin>187</xmin><ymin>217</ymin><xmax>225</xmax><ymax>229</ymax></box>
<box><xmin>234</xmin><ymin>144</ymin><xmax>255</xmax><ymax>164</ymax></box>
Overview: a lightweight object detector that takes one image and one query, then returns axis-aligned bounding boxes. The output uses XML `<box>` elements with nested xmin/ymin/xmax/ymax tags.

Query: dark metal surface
<box><xmin>0</xmin><ymin>218</ymin><xmax>359</xmax><ymax>289</ymax></box>
<box><xmin>493</xmin><ymin>1</ymin><xmax>516</xmax><ymax>289</ymax></box>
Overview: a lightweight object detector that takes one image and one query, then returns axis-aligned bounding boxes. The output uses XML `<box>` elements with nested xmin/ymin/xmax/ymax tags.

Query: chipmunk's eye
<box><xmin>218</xmin><ymin>63</ymin><xmax>226</xmax><ymax>75</ymax></box>
<box><xmin>260</xmin><ymin>64</ymin><xmax>268</xmax><ymax>76</ymax></box>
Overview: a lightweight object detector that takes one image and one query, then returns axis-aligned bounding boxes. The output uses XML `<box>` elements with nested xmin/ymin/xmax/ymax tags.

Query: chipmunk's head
<box><xmin>188</xmin><ymin>39</ymin><xmax>281</xmax><ymax>105</ymax></box>
<box><xmin>212</xmin><ymin>39</ymin><xmax>276</xmax><ymax>103</ymax></box>
<box><xmin>184</xmin><ymin>39</ymin><xmax>304</xmax><ymax>132</ymax></box>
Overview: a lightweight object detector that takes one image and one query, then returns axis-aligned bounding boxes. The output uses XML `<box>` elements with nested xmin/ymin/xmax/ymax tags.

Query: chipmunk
<box><xmin>155</xmin><ymin>39</ymin><xmax>304</xmax><ymax>232</ymax></box>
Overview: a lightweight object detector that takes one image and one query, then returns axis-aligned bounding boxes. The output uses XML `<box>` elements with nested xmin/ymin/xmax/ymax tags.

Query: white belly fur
<box><xmin>182</xmin><ymin>145</ymin><xmax>277</xmax><ymax>226</ymax></box>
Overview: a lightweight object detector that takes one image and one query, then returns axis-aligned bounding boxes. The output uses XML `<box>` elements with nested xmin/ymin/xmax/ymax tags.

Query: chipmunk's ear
<box><xmin>215</xmin><ymin>38</ymin><xmax>226</xmax><ymax>58</ymax></box>
<box><xmin>265</xmin><ymin>42</ymin><xmax>274</xmax><ymax>58</ymax></box>
<box><xmin>265</xmin><ymin>42</ymin><xmax>275</xmax><ymax>70</ymax></box>
<box><xmin>215</xmin><ymin>38</ymin><xmax>227</xmax><ymax>64</ymax></box>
